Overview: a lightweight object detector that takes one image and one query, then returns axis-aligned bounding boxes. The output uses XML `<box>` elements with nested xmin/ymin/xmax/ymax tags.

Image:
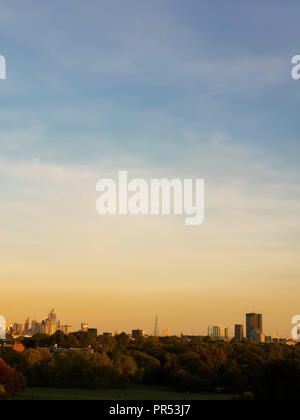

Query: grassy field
<box><xmin>14</xmin><ymin>386</ymin><xmax>232</xmax><ymax>401</ymax></box>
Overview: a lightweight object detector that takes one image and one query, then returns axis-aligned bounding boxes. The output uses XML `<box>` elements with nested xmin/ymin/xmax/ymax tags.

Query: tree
<box><xmin>0</xmin><ymin>357</ymin><xmax>20</xmax><ymax>396</ymax></box>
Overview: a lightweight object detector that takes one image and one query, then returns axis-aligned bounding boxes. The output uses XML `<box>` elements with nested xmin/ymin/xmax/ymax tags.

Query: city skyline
<box><xmin>5</xmin><ymin>309</ymin><xmax>292</xmax><ymax>339</ymax></box>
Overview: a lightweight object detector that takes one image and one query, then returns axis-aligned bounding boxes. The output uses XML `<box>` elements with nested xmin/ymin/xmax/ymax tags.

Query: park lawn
<box><xmin>14</xmin><ymin>386</ymin><xmax>232</xmax><ymax>401</ymax></box>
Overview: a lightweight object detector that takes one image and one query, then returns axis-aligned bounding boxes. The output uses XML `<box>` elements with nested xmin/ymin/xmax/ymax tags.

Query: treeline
<box><xmin>2</xmin><ymin>332</ymin><xmax>300</xmax><ymax>400</ymax></box>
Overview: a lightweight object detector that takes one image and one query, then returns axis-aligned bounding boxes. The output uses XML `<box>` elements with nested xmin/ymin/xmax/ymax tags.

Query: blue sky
<box><xmin>1</xmin><ymin>0</ymin><xmax>299</xmax><ymax>167</ymax></box>
<box><xmin>1</xmin><ymin>1</ymin><xmax>300</xmax><ymax>334</ymax></box>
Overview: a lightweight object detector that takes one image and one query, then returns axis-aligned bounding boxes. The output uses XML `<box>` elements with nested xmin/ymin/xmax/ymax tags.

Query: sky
<box><xmin>0</xmin><ymin>0</ymin><xmax>300</xmax><ymax>337</ymax></box>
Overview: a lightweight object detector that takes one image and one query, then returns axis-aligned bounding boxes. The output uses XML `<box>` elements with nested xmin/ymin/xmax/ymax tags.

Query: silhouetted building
<box><xmin>132</xmin><ymin>330</ymin><xmax>146</xmax><ymax>339</ymax></box>
<box><xmin>235</xmin><ymin>325</ymin><xmax>244</xmax><ymax>341</ymax></box>
<box><xmin>246</xmin><ymin>313</ymin><xmax>263</xmax><ymax>340</ymax></box>
<box><xmin>181</xmin><ymin>334</ymin><xmax>205</xmax><ymax>340</ymax></box>
<box><xmin>225</xmin><ymin>328</ymin><xmax>229</xmax><ymax>340</ymax></box>
<box><xmin>88</xmin><ymin>328</ymin><xmax>98</xmax><ymax>337</ymax></box>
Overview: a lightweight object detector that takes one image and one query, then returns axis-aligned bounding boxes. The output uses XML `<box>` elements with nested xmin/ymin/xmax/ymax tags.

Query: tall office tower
<box><xmin>208</xmin><ymin>325</ymin><xmax>213</xmax><ymax>338</ymax></box>
<box><xmin>49</xmin><ymin>309</ymin><xmax>57</xmax><ymax>325</ymax></box>
<box><xmin>81</xmin><ymin>322</ymin><xmax>88</xmax><ymax>332</ymax></box>
<box><xmin>246</xmin><ymin>313</ymin><xmax>263</xmax><ymax>340</ymax></box>
<box><xmin>235</xmin><ymin>324</ymin><xmax>244</xmax><ymax>341</ymax></box>
<box><xmin>44</xmin><ymin>319</ymin><xmax>51</xmax><ymax>335</ymax></box>
<box><xmin>48</xmin><ymin>309</ymin><xmax>57</xmax><ymax>335</ymax></box>
<box><xmin>154</xmin><ymin>315</ymin><xmax>160</xmax><ymax>337</ymax></box>
<box><xmin>24</xmin><ymin>318</ymin><xmax>30</xmax><ymax>335</ymax></box>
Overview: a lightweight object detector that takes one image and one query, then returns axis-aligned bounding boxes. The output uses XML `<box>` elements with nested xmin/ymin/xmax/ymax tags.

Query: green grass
<box><xmin>14</xmin><ymin>386</ymin><xmax>232</xmax><ymax>401</ymax></box>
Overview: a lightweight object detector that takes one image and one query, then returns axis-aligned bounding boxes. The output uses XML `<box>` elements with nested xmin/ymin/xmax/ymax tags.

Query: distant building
<box><xmin>49</xmin><ymin>309</ymin><xmax>57</xmax><ymax>335</ymax></box>
<box><xmin>255</xmin><ymin>332</ymin><xmax>265</xmax><ymax>344</ymax></box>
<box><xmin>235</xmin><ymin>325</ymin><xmax>244</xmax><ymax>341</ymax></box>
<box><xmin>88</xmin><ymin>328</ymin><xmax>98</xmax><ymax>337</ymax></box>
<box><xmin>61</xmin><ymin>325</ymin><xmax>72</xmax><ymax>335</ymax></box>
<box><xmin>81</xmin><ymin>323</ymin><xmax>88</xmax><ymax>332</ymax></box>
<box><xmin>44</xmin><ymin>319</ymin><xmax>51</xmax><ymax>335</ymax></box>
<box><xmin>154</xmin><ymin>315</ymin><xmax>160</xmax><ymax>337</ymax></box>
<box><xmin>132</xmin><ymin>330</ymin><xmax>146</xmax><ymax>339</ymax></box>
<box><xmin>31</xmin><ymin>320</ymin><xmax>37</xmax><ymax>334</ymax></box>
<box><xmin>103</xmin><ymin>332</ymin><xmax>113</xmax><ymax>337</ymax></box>
<box><xmin>209</xmin><ymin>325</ymin><xmax>228</xmax><ymax>341</ymax></box>
<box><xmin>181</xmin><ymin>334</ymin><xmax>205</xmax><ymax>340</ymax></box>
<box><xmin>24</xmin><ymin>318</ymin><xmax>30</xmax><ymax>335</ymax></box>
<box><xmin>246</xmin><ymin>313</ymin><xmax>263</xmax><ymax>341</ymax></box>
<box><xmin>225</xmin><ymin>328</ymin><xmax>229</xmax><ymax>340</ymax></box>
<box><xmin>32</xmin><ymin>322</ymin><xmax>43</xmax><ymax>336</ymax></box>
<box><xmin>13</xmin><ymin>323</ymin><xmax>23</xmax><ymax>336</ymax></box>
<box><xmin>163</xmin><ymin>329</ymin><xmax>170</xmax><ymax>337</ymax></box>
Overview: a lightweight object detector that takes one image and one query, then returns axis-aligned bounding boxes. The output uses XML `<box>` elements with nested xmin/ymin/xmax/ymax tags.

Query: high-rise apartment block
<box><xmin>235</xmin><ymin>324</ymin><xmax>244</xmax><ymax>341</ymax></box>
<box><xmin>246</xmin><ymin>313</ymin><xmax>263</xmax><ymax>341</ymax></box>
<box><xmin>208</xmin><ymin>325</ymin><xmax>228</xmax><ymax>341</ymax></box>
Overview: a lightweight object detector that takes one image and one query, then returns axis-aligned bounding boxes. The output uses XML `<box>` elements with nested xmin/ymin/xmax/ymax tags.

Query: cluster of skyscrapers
<box><xmin>9</xmin><ymin>310</ymin><xmax>72</xmax><ymax>337</ymax></box>
<box><xmin>207</xmin><ymin>313</ymin><xmax>264</xmax><ymax>343</ymax></box>
<box><xmin>231</xmin><ymin>313</ymin><xmax>263</xmax><ymax>343</ymax></box>
<box><xmin>181</xmin><ymin>313</ymin><xmax>293</xmax><ymax>345</ymax></box>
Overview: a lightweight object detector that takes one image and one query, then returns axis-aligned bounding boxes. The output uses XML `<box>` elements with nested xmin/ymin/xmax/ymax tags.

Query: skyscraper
<box><xmin>246</xmin><ymin>313</ymin><xmax>263</xmax><ymax>340</ymax></box>
<box><xmin>235</xmin><ymin>324</ymin><xmax>244</xmax><ymax>341</ymax></box>
<box><xmin>154</xmin><ymin>315</ymin><xmax>160</xmax><ymax>337</ymax></box>
<box><xmin>24</xmin><ymin>318</ymin><xmax>30</xmax><ymax>335</ymax></box>
<box><xmin>81</xmin><ymin>322</ymin><xmax>88</xmax><ymax>332</ymax></box>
